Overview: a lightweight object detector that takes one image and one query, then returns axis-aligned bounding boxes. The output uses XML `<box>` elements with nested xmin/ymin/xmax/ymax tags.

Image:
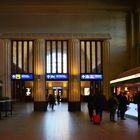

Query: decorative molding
<box><xmin>0</xmin><ymin>33</ymin><xmax>111</xmax><ymax>40</ymax></box>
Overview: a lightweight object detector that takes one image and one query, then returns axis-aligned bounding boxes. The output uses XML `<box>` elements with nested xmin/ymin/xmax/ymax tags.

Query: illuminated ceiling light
<box><xmin>110</xmin><ymin>73</ymin><xmax>140</xmax><ymax>84</ymax></box>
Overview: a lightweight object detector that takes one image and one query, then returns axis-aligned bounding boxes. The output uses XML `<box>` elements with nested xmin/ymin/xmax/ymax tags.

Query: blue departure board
<box><xmin>46</xmin><ymin>74</ymin><xmax>68</xmax><ymax>80</ymax></box>
<box><xmin>81</xmin><ymin>74</ymin><xmax>103</xmax><ymax>80</ymax></box>
<box><xmin>11</xmin><ymin>74</ymin><xmax>34</xmax><ymax>80</ymax></box>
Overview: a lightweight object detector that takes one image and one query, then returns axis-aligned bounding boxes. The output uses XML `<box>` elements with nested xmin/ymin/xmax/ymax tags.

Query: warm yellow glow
<box><xmin>48</xmin><ymin>82</ymin><xmax>52</xmax><ymax>87</ymax></box>
<box><xmin>63</xmin><ymin>82</ymin><xmax>67</xmax><ymax>88</ymax></box>
<box><xmin>13</xmin><ymin>41</ymin><xmax>17</xmax><ymax>65</ymax></box>
<box><xmin>124</xmin><ymin>87</ymin><xmax>128</xmax><ymax>91</ymax></box>
<box><xmin>72</xmin><ymin>68</ymin><xmax>79</xmax><ymax>75</ymax></box>
<box><xmin>36</xmin><ymin>64</ymin><xmax>44</xmax><ymax>75</ymax></box>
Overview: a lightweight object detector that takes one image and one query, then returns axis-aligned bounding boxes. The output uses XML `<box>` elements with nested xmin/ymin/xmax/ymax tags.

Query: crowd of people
<box><xmin>87</xmin><ymin>91</ymin><xmax>140</xmax><ymax>125</ymax></box>
<box><xmin>45</xmin><ymin>90</ymin><xmax>140</xmax><ymax>125</ymax></box>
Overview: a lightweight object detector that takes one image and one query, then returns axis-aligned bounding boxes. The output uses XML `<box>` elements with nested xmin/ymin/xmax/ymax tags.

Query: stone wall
<box><xmin>0</xmin><ymin>0</ymin><xmax>136</xmax><ymax>80</ymax></box>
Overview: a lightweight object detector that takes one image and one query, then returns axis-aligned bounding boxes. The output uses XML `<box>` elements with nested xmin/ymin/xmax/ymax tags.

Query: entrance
<box><xmin>53</xmin><ymin>87</ymin><xmax>62</xmax><ymax>96</ymax></box>
<box><xmin>46</xmin><ymin>81</ymin><xmax>68</xmax><ymax>102</ymax></box>
<box><xmin>53</xmin><ymin>86</ymin><xmax>62</xmax><ymax>104</ymax></box>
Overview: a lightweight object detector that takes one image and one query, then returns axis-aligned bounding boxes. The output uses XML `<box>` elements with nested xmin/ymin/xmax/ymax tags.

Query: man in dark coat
<box><xmin>119</xmin><ymin>92</ymin><xmax>129</xmax><ymax>120</ymax></box>
<box><xmin>87</xmin><ymin>94</ymin><xmax>94</xmax><ymax>121</ymax></box>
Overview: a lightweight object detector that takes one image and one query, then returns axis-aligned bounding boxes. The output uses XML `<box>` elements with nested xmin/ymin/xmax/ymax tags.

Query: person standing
<box><xmin>108</xmin><ymin>93</ymin><xmax>119</xmax><ymax>122</ymax></box>
<box><xmin>134</xmin><ymin>91</ymin><xmax>140</xmax><ymax>125</ymax></box>
<box><xmin>119</xmin><ymin>92</ymin><xmax>129</xmax><ymax>120</ymax></box>
<box><xmin>57</xmin><ymin>94</ymin><xmax>61</xmax><ymax>105</ymax></box>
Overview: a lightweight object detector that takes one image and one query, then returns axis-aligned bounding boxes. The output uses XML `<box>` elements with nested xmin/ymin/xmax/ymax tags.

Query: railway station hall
<box><xmin>0</xmin><ymin>0</ymin><xmax>140</xmax><ymax>140</ymax></box>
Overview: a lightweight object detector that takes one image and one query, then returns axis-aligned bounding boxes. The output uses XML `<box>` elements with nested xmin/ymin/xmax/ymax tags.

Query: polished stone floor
<box><xmin>0</xmin><ymin>102</ymin><xmax>140</xmax><ymax>140</ymax></box>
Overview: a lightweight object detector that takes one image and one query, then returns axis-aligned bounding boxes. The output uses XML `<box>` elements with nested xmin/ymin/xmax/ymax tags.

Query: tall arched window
<box><xmin>80</xmin><ymin>40</ymin><xmax>103</xmax><ymax>74</ymax></box>
<box><xmin>45</xmin><ymin>40</ymin><xmax>68</xmax><ymax>74</ymax></box>
<box><xmin>11</xmin><ymin>40</ymin><xmax>34</xmax><ymax>74</ymax></box>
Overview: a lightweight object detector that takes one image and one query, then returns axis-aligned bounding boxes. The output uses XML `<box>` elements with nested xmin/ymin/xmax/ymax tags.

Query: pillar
<box><xmin>127</xmin><ymin>12</ymin><xmax>136</xmax><ymax>68</ymax></box>
<box><xmin>137</xmin><ymin>45</ymin><xmax>140</xmax><ymax>66</ymax></box>
<box><xmin>34</xmin><ymin>39</ymin><xmax>46</xmax><ymax>111</ymax></box>
<box><xmin>103</xmin><ymin>40</ymin><xmax>111</xmax><ymax>99</ymax></box>
<box><xmin>0</xmin><ymin>39</ymin><xmax>11</xmax><ymax>98</ymax></box>
<box><xmin>135</xmin><ymin>10</ymin><xmax>140</xmax><ymax>66</ymax></box>
<box><xmin>68</xmin><ymin>39</ymin><xmax>81</xmax><ymax>111</ymax></box>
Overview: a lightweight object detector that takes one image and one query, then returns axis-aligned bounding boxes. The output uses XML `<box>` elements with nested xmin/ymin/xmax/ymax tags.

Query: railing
<box><xmin>0</xmin><ymin>97</ymin><xmax>16</xmax><ymax>119</ymax></box>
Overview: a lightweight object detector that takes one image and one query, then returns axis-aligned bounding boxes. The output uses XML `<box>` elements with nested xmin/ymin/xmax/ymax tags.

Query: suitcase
<box><xmin>92</xmin><ymin>114</ymin><xmax>100</xmax><ymax>124</ymax></box>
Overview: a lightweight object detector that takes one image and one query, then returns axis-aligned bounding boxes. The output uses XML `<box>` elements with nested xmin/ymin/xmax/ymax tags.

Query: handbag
<box><xmin>92</xmin><ymin>114</ymin><xmax>100</xmax><ymax>124</ymax></box>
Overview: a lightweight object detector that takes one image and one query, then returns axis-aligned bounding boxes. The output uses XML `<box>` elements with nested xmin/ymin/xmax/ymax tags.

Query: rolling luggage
<box><xmin>92</xmin><ymin>114</ymin><xmax>100</xmax><ymax>124</ymax></box>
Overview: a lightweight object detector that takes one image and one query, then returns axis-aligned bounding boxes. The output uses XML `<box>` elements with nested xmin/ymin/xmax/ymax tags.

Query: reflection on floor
<box><xmin>0</xmin><ymin>102</ymin><xmax>140</xmax><ymax>140</ymax></box>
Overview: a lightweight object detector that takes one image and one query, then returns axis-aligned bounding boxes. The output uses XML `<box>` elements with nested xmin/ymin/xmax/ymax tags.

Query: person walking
<box><xmin>49</xmin><ymin>94</ymin><xmax>56</xmax><ymax>110</ymax></box>
<box><xmin>57</xmin><ymin>94</ymin><xmax>61</xmax><ymax>105</ymax></box>
<box><xmin>94</xmin><ymin>92</ymin><xmax>106</xmax><ymax>121</ymax></box>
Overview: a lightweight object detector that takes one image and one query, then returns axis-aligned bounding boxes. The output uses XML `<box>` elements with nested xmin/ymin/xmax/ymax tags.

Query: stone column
<box><xmin>102</xmin><ymin>40</ymin><xmax>111</xmax><ymax>100</ymax></box>
<box><xmin>34</xmin><ymin>39</ymin><xmax>46</xmax><ymax>111</ymax></box>
<box><xmin>127</xmin><ymin>12</ymin><xmax>136</xmax><ymax>68</ymax></box>
<box><xmin>135</xmin><ymin>10</ymin><xmax>140</xmax><ymax>66</ymax></box>
<box><xmin>0</xmin><ymin>39</ymin><xmax>11</xmax><ymax>98</ymax></box>
<box><xmin>68</xmin><ymin>39</ymin><xmax>81</xmax><ymax>111</ymax></box>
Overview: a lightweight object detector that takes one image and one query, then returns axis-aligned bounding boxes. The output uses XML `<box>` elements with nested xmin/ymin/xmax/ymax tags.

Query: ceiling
<box><xmin>0</xmin><ymin>0</ymin><xmax>135</xmax><ymax>7</ymax></box>
<box><xmin>0</xmin><ymin>0</ymin><xmax>134</xmax><ymax>4</ymax></box>
<box><xmin>0</xmin><ymin>0</ymin><xmax>136</xmax><ymax>14</ymax></box>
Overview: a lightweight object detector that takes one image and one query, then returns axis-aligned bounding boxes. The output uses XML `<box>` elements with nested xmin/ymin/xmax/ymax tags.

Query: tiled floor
<box><xmin>0</xmin><ymin>102</ymin><xmax>140</xmax><ymax>140</ymax></box>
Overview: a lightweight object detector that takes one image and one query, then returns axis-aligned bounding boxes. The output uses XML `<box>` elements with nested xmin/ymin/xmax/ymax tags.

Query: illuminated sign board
<box><xmin>46</xmin><ymin>74</ymin><xmax>68</xmax><ymax>80</ymax></box>
<box><xmin>81</xmin><ymin>74</ymin><xmax>103</xmax><ymax>80</ymax></box>
<box><xmin>11</xmin><ymin>74</ymin><xmax>34</xmax><ymax>80</ymax></box>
